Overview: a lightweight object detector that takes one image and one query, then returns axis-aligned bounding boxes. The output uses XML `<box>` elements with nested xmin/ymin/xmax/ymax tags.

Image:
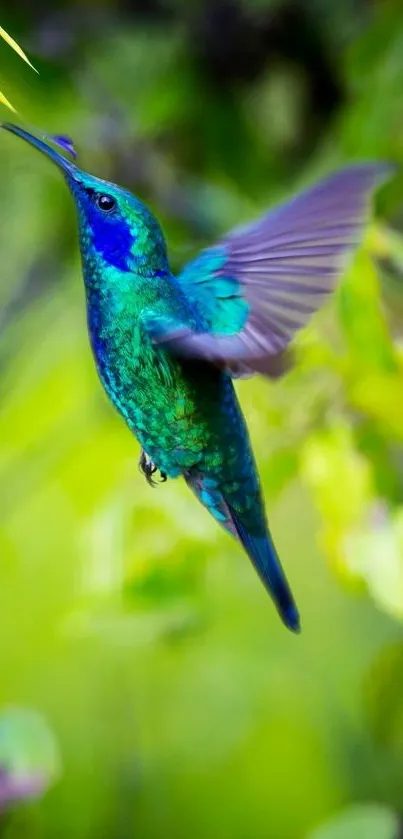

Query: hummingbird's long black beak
<box><xmin>0</xmin><ymin>122</ymin><xmax>77</xmax><ymax>178</ymax></box>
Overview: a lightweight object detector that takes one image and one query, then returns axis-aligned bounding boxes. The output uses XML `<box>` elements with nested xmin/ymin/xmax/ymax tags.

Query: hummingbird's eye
<box><xmin>96</xmin><ymin>194</ymin><xmax>116</xmax><ymax>213</ymax></box>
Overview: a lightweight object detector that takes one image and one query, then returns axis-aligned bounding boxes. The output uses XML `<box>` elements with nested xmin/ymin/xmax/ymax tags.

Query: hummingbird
<box><xmin>1</xmin><ymin>122</ymin><xmax>392</xmax><ymax>632</ymax></box>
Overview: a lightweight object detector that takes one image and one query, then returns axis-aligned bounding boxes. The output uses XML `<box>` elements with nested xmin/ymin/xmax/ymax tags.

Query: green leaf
<box><xmin>0</xmin><ymin>88</ymin><xmax>16</xmax><ymax>112</ymax></box>
<box><xmin>0</xmin><ymin>26</ymin><xmax>36</xmax><ymax>72</ymax></box>
<box><xmin>300</xmin><ymin>422</ymin><xmax>373</xmax><ymax>531</ymax></box>
<box><xmin>342</xmin><ymin>503</ymin><xmax>403</xmax><ymax>620</ymax></box>
<box><xmin>338</xmin><ymin>250</ymin><xmax>396</xmax><ymax>372</ymax></box>
<box><xmin>0</xmin><ymin>24</ymin><xmax>37</xmax><ymax>112</ymax></box>
<box><xmin>364</xmin><ymin>642</ymin><xmax>403</xmax><ymax>750</ymax></box>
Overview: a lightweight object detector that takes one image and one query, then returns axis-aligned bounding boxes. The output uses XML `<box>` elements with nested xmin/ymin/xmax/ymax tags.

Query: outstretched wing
<box><xmin>150</xmin><ymin>164</ymin><xmax>393</xmax><ymax>377</ymax></box>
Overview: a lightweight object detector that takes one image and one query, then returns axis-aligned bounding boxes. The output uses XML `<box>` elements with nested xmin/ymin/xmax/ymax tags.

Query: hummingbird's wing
<box><xmin>151</xmin><ymin>165</ymin><xmax>393</xmax><ymax>377</ymax></box>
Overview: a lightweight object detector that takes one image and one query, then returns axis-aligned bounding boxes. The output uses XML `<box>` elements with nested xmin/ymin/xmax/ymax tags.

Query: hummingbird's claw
<box><xmin>139</xmin><ymin>450</ymin><xmax>167</xmax><ymax>486</ymax></box>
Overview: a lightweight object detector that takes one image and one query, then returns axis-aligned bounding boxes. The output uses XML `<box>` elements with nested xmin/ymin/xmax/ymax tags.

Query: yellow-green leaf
<box><xmin>0</xmin><ymin>25</ymin><xmax>37</xmax><ymax>72</ymax></box>
<box><xmin>0</xmin><ymin>24</ymin><xmax>37</xmax><ymax>111</ymax></box>
<box><xmin>0</xmin><ymin>88</ymin><xmax>16</xmax><ymax>112</ymax></box>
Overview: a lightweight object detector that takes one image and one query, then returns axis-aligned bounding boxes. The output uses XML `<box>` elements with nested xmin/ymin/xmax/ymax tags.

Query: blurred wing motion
<box><xmin>150</xmin><ymin>165</ymin><xmax>393</xmax><ymax>377</ymax></box>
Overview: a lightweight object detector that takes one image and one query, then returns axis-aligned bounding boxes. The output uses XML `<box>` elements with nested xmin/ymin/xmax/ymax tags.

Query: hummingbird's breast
<box><xmin>86</xmin><ymin>291</ymin><xmax>224</xmax><ymax>476</ymax></box>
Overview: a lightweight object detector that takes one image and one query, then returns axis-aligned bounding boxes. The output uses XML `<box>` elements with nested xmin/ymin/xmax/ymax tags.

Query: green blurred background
<box><xmin>1</xmin><ymin>1</ymin><xmax>403</xmax><ymax>837</ymax></box>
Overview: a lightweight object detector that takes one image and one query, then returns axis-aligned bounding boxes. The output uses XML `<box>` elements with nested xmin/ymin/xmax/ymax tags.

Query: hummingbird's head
<box><xmin>1</xmin><ymin>123</ymin><xmax>170</xmax><ymax>279</ymax></box>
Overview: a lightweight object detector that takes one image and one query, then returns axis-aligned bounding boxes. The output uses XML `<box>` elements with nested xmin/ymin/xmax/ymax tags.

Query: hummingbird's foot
<box><xmin>139</xmin><ymin>450</ymin><xmax>167</xmax><ymax>486</ymax></box>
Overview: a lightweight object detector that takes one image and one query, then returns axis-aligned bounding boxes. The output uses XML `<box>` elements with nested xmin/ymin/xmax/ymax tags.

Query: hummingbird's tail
<box><xmin>185</xmin><ymin>470</ymin><xmax>300</xmax><ymax>633</ymax></box>
<box><xmin>227</xmin><ymin>503</ymin><xmax>300</xmax><ymax>633</ymax></box>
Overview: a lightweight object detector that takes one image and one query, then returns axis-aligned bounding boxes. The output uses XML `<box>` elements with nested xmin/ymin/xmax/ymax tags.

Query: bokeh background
<box><xmin>0</xmin><ymin>1</ymin><xmax>403</xmax><ymax>837</ymax></box>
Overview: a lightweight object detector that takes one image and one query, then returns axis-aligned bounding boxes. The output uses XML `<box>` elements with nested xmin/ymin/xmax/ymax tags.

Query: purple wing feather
<box><xmin>158</xmin><ymin>164</ymin><xmax>394</xmax><ymax>376</ymax></box>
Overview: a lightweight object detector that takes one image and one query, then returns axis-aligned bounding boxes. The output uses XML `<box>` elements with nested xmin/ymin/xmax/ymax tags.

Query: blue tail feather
<box><xmin>227</xmin><ymin>504</ymin><xmax>301</xmax><ymax>633</ymax></box>
<box><xmin>185</xmin><ymin>469</ymin><xmax>300</xmax><ymax>633</ymax></box>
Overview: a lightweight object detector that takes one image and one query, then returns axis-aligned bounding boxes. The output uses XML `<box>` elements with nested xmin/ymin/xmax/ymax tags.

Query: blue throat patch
<box><xmin>87</xmin><ymin>206</ymin><xmax>135</xmax><ymax>272</ymax></box>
